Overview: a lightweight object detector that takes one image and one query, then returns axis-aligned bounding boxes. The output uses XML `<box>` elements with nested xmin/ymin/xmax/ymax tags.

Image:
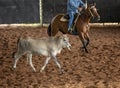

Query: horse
<box><xmin>47</xmin><ymin>3</ymin><xmax>100</xmax><ymax>53</ymax></box>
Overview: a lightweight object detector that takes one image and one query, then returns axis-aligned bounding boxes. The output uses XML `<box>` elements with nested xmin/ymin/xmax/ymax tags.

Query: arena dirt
<box><xmin>0</xmin><ymin>26</ymin><xmax>120</xmax><ymax>88</ymax></box>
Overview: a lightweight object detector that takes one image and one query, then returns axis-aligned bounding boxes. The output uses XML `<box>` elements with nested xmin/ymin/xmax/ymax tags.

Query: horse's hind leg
<box><xmin>52</xmin><ymin>29</ymin><xmax>59</xmax><ymax>36</ymax></box>
<box><xmin>47</xmin><ymin>24</ymin><xmax>59</xmax><ymax>36</ymax></box>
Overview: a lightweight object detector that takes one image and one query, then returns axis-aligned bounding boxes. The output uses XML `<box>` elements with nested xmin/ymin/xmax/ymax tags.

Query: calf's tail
<box><xmin>12</xmin><ymin>37</ymin><xmax>22</xmax><ymax>58</ymax></box>
<box><xmin>17</xmin><ymin>37</ymin><xmax>28</xmax><ymax>52</ymax></box>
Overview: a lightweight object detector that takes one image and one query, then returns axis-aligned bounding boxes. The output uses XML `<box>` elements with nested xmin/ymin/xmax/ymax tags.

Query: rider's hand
<box><xmin>78</xmin><ymin>7</ymin><xmax>83</xmax><ymax>12</ymax></box>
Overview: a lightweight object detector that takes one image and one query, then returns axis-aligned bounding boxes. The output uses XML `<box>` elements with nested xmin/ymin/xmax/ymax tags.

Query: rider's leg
<box><xmin>68</xmin><ymin>12</ymin><xmax>74</xmax><ymax>32</ymax></box>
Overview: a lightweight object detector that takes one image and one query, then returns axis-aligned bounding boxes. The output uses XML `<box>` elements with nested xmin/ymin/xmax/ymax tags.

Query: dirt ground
<box><xmin>0</xmin><ymin>26</ymin><xmax>120</xmax><ymax>88</ymax></box>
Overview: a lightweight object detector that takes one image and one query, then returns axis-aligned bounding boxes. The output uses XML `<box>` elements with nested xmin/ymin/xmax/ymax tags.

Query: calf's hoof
<box><xmin>59</xmin><ymin>69</ymin><xmax>64</xmax><ymax>74</ymax></box>
<box><xmin>11</xmin><ymin>67</ymin><xmax>16</xmax><ymax>71</ymax></box>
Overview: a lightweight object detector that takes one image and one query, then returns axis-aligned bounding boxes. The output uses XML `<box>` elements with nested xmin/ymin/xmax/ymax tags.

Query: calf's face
<box><xmin>61</xmin><ymin>35</ymin><xmax>71</xmax><ymax>50</ymax></box>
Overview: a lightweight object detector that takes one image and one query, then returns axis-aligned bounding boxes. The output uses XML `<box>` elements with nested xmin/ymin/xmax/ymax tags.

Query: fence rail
<box><xmin>0</xmin><ymin>23</ymin><xmax>119</xmax><ymax>28</ymax></box>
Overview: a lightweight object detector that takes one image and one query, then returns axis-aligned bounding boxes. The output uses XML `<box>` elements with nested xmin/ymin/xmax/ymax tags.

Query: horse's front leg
<box><xmin>82</xmin><ymin>41</ymin><xmax>88</xmax><ymax>53</ymax></box>
<box><xmin>79</xmin><ymin>32</ymin><xmax>88</xmax><ymax>53</ymax></box>
<box><xmin>85</xmin><ymin>33</ymin><xmax>90</xmax><ymax>47</ymax></box>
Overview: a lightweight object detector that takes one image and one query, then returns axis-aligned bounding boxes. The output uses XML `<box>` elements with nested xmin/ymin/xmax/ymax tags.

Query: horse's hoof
<box><xmin>80</xmin><ymin>47</ymin><xmax>84</xmax><ymax>49</ymax></box>
<box><xmin>80</xmin><ymin>47</ymin><xmax>89</xmax><ymax>53</ymax></box>
<box><xmin>85</xmin><ymin>50</ymin><xmax>89</xmax><ymax>53</ymax></box>
<box><xmin>80</xmin><ymin>47</ymin><xmax>84</xmax><ymax>52</ymax></box>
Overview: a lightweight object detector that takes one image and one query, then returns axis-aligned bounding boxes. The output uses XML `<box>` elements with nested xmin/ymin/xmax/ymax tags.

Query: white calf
<box><xmin>13</xmin><ymin>35</ymin><xmax>71</xmax><ymax>73</ymax></box>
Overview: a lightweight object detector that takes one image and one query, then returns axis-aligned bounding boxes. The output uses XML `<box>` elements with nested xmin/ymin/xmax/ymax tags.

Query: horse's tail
<box><xmin>47</xmin><ymin>23</ymin><xmax>52</xmax><ymax>36</ymax></box>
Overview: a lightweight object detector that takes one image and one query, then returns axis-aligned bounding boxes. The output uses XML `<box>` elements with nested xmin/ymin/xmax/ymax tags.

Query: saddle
<box><xmin>60</xmin><ymin>14</ymin><xmax>78</xmax><ymax>22</ymax></box>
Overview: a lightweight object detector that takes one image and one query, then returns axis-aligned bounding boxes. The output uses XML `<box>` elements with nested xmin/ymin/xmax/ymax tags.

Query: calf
<box><xmin>13</xmin><ymin>35</ymin><xmax>71</xmax><ymax>73</ymax></box>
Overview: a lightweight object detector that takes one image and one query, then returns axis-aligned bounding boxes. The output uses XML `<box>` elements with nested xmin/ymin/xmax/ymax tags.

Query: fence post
<box><xmin>39</xmin><ymin>0</ymin><xmax>43</xmax><ymax>26</ymax></box>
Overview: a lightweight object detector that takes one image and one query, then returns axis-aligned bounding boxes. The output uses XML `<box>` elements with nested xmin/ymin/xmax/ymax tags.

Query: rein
<box><xmin>88</xmin><ymin>7</ymin><xmax>94</xmax><ymax>19</ymax></box>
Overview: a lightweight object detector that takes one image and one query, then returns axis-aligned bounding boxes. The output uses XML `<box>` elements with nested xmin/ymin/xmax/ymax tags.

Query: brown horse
<box><xmin>47</xmin><ymin>3</ymin><xmax>100</xmax><ymax>53</ymax></box>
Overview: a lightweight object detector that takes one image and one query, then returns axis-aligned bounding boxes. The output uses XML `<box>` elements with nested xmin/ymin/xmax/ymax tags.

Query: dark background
<box><xmin>0</xmin><ymin>0</ymin><xmax>39</xmax><ymax>24</ymax></box>
<box><xmin>0</xmin><ymin>0</ymin><xmax>120</xmax><ymax>24</ymax></box>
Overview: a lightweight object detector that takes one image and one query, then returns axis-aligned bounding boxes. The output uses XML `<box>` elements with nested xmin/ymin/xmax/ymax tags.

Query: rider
<box><xmin>67</xmin><ymin>0</ymin><xmax>86</xmax><ymax>32</ymax></box>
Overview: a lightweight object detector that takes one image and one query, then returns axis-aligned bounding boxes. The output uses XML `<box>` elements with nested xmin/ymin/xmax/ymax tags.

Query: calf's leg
<box><xmin>52</xmin><ymin>55</ymin><xmax>64</xmax><ymax>73</ymax></box>
<box><xmin>13</xmin><ymin>57</ymin><xmax>20</xmax><ymax>69</ymax></box>
<box><xmin>13</xmin><ymin>53</ymin><xmax>22</xmax><ymax>69</ymax></box>
<box><xmin>40</xmin><ymin>57</ymin><xmax>51</xmax><ymax>72</ymax></box>
<box><xmin>28</xmin><ymin>53</ymin><xmax>36</xmax><ymax>72</ymax></box>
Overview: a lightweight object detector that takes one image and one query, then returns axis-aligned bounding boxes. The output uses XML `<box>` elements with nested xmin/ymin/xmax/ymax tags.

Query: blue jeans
<box><xmin>68</xmin><ymin>12</ymin><xmax>75</xmax><ymax>30</ymax></box>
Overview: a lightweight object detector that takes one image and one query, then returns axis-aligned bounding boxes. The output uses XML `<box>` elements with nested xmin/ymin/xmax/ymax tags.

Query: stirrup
<box><xmin>68</xmin><ymin>29</ymin><xmax>73</xmax><ymax>34</ymax></box>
